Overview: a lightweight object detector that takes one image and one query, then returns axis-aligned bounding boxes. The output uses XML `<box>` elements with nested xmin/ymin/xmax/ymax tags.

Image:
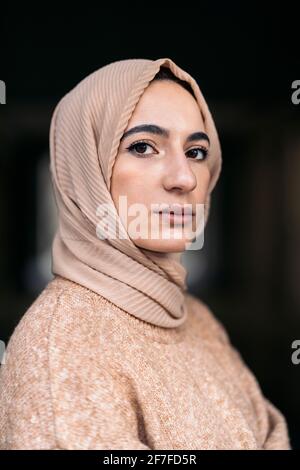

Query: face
<box><xmin>110</xmin><ymin>79</ymin><xmax>211</xmax><ymax>254</ymax></box>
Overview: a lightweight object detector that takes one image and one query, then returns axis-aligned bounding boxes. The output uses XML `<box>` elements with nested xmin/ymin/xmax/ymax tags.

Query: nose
<box><xmin>162</xmin><ymin>152</ymin><xmax>197</xmax><ymax>193</ymax></box>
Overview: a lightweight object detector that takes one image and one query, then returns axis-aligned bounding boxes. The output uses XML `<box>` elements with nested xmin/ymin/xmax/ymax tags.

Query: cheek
<box><xmin>193</xmin><ymin>165</ymin><xmax>211</xmax><ymax>199</ymax></box>
<box><xmin>111</xmin><ymin>157</ymin><xmax>151</xmax><ymax>208</ymax></box>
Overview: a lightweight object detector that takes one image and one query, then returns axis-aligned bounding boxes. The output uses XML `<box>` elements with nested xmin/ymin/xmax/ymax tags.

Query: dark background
<box><xmin>1</xmin><ymin>3</ymin><xmax>299</xmax><ymax>449</ymax></box>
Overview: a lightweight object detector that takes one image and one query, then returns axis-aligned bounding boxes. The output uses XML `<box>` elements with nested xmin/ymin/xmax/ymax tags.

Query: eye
<box><xmin>186</xmin><ymin>146</ymin><xmax>209</xmax><ymax>161</ymax></box>
<box><xmin>126</xmin><ymin>141</ymin><xmax>156</xmax><ymax>156</ymax></box>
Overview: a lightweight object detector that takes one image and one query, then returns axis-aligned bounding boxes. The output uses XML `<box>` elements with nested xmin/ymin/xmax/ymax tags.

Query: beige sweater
<box><xmin>0</xmin><ymin>275</ymin><xmax>291</xmax><ymax>450</ymax></box>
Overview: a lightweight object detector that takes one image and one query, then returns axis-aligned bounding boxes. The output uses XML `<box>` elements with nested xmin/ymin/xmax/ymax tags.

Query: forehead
<box><xmin>126</xmin><ymin>80</ymin><xmax>205</xmax><ymax>131</ymax></box>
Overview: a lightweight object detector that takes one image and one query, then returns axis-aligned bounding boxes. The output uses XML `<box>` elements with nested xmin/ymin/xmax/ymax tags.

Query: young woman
<box><xmin>0</xmin><ymin>57</ymin><xmax>291</xmax><ymax>450</ymax></box>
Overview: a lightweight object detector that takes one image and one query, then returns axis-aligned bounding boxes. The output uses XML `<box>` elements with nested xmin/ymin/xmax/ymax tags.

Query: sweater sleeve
<box><xmin>262</xmin><ymin>398</ymin><xmax>292</xmax><ymax>450</ymax></box>
<box><xmin>49</xmin><ymin>361</ymin><xmax>152</xmax><ymax>450</ymax></box>
<box><xmin>226</xmin><ymin>346</ymin><xmax>291</xmax><ymax>450</ymax></box>
<box><xmin>0</xmin><ymin>358</ymin><xmax>151</xmax><ymax>450</ymax></box>
<box><xmin>0</xmin><ymin>286</ymin><xmax>152</xmax><ymax>450</ymax></box>
<box><xmin>194</xmin><ymin>298</ymin><xmax>292</xmax><ymax>450</ymax></box>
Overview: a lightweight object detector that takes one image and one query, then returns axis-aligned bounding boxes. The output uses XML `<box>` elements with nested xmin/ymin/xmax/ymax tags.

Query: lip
<box><xmin>156</xmin><ymin>212</ymin><xmax>194</xmax><ymax>225</ymax></box>
<box><xmin>153</xmin><ymin>204</ymin><xmax>195</xmax><ymax>216</ymax></box>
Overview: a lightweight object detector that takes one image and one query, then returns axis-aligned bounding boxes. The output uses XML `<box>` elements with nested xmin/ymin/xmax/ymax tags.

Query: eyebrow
<box><xmin>120</xmin><ymin>124</ymin><xmax>210</xmax><ymax>145</ymax></box>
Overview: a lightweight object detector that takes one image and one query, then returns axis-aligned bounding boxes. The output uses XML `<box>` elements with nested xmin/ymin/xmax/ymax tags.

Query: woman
<box><xmin>0</xmin><ymin>57</ymin><xmax>291</xmax><ymax>450</ymax></box>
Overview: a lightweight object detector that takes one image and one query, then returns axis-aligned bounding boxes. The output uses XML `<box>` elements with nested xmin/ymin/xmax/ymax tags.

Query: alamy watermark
<box><xmin>291</xmin><ymin>80</ymin><xmax>300</xmax><ymax>105</ymax></box>
<box><xmin>95</xmin><ymin>197</ymin><xmax>205</xmax><ymax>251</ymax></box>
<box><xmin>291</xmin><ymin>340</ymin><xmax>300</xmax><ymax>365</ymax></box>
<box><xmin>0</xmin><ymin>340</ymin><xmax>6</xmax><ymax>365</ymax></box>
<box><xmin>0</xmin><ymin>80</ymin><xmax>6</xmax><ymax>104</ymax></box>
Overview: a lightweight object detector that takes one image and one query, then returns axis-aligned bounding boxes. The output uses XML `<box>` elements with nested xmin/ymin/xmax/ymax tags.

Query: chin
<box><xmin>133</xmin><ymin>237</ymin><xmax>193</xmax><ymax>253</ymax></box>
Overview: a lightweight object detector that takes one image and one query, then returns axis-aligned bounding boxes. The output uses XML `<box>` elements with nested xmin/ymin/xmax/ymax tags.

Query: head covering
<box><xmin>49</xmin><ymin>57</ymin><xmax>222</xmax><ymax>328</ymax></box>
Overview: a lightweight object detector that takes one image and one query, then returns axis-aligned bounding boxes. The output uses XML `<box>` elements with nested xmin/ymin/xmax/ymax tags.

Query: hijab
<box><xmin>49</xmin><ymin>57</ymin><xmax>222</xmax><ymax>328</ymax></box>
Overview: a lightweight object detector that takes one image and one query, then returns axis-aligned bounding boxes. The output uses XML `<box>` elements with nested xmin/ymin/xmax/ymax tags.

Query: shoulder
<box><xmin>2</xmin><ymin>277</ymin><xmax>93</xmax><ymax>359</ymax></box>
<box><xmin>0</xmin><ymin>276</ymin><xmax>123</xmax><ymax>449</ymax></box>
<box><xmin>185</xmin><ymin>292</ymin><xmax>230</xmax><ymax>345</ymax></box>
<box><xmin>1</xmin><ymin>275</ymin><xmax>123</xmax><ymax>372</ymax></box>
<box><xmin>185</xmin><ymin>294</ymin><xmax>291</xmax><ymax>449</ymax></box>
<box><xmin>185</xmin><ymin>292</ymin><xmax>261</xmax><ymax>390</ymax></box>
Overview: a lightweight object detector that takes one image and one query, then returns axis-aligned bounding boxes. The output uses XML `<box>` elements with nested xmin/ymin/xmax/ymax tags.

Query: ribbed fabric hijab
<box><xmin>49</xmin><ymin>57</ymin><xmax>222</xmax><ymax>328</ymax></box>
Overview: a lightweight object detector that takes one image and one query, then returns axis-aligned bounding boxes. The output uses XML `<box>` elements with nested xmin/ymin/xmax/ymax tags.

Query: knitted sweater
<box><xmin>0</xmin><ymin>275</ymin><xmax>291</xmax><ymax>450</ymax></box>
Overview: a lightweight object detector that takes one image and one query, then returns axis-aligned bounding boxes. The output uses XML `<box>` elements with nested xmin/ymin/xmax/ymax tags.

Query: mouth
<box><xmin>153</xmin><ymin>204</ymin><xmax>195</xmax><ymax>225</ymax></box>
<box><xmin>159</xmin><ymin>212</ymin><xmax>194</xmax><ymax>225</ymax></box>
<box><xmin>153</xmin><ymin>204</ymin><xmax>195</xmax><ymax>216</ymax></box>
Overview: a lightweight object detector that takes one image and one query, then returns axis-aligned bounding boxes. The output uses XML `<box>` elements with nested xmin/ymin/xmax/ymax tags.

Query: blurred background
<box><xmin>1</xmin><ymin>3</ymin><xmax>299</xmax><ymax>448</ymax></box>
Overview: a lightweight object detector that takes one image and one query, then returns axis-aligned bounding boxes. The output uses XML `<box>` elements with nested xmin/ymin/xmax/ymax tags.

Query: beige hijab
<box><xmin>49</xmin><ymin>57</ymin><xmax>222</xmax><ymax>328</ymax></box>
